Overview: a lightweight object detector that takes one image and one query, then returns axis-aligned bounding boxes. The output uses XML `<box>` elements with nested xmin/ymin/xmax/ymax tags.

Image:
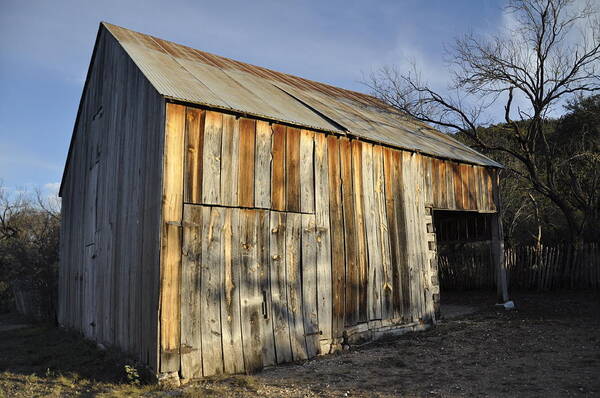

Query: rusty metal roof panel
<box><xmin>102</xmin><ymin>22</ymin><xmax>502</xmax><ymax>168</ymax></box>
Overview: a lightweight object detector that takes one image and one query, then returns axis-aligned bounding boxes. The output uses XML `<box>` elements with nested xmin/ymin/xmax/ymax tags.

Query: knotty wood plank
<box><xmin>184</xmin><ymin>108</ymin><xmax>205</xmax><ymax>203</ymax></box>
<box><xmin>239</xmin><ymin>209</ymin><xmax>263</xmax><ymax>373</ymax></box>
<box><xmin>301</xmin><ymin>214</ymin><xmax>319</xmax><ymax>358</ymax></box>
<box><xmin>255</xmin><ymin>121</ymin><xmax>273</xmax><ymax>209</ymax></box>
<box><xmin>401</xmin><ymin>151</ymin><xmax>420</xmax><ymax>321</ymax></box>
<box><xmin>221</xmin><ymin>208</ymin><xmax>245</xmax><ymax>374</ymax></box>
<box><xmin>383</xmin><ymin>148</ymin><xmax>408</xmax><ymax>319</ymax></box>
<box><xmin>300</xmin><ymin>129</ymin><xmax>315</xmax><ymax>213</ymax></box>
<box><xmin>181</xmin><ymin>205</ymin><xmax>203</xmax><ymax>379</ymax></box>
<box><xmin>422</xmin><ymin>157</ymin><xmax>433</xmax><ymax>206</ymax></box>
<box><xmin>239</xmin><ymin>118</ymin><xmax>256</xmax><ymax>207</ymax></box>
<box><xmin>328</xmin><ymin>136</ymin><xmax>346</xmax><ymax>337</ymax></box>
<box><xmin>202</xmin><ymin>111</ymin><xmax>223</xmax><ymax>204</ymax></box>
<box><xmin>351</xmin><ymin>140</ymin><xmax>368</xmax><ymax>323</ymax></box>
<box><xmin>445</xmin><ymin>160</ymin><xmax>456</xmax><ymax>210</ymax></box>
<box><xmin>414</xmin><ymin>158</ymin><xmax>433</xmax><ymax>320</ymax></box>
<box><xmin>453</xmin><ymin>162</ymin><xmax>464</xmax><ymax>210</ymax></box>
<box><xmin>339</xmin><ymin>138</ymin><xmax>357</xmax><ymax>326</ymax></box>
<box><xmin>200</xmin><ymin>206</ymin><xmax>225</xmax><ymax>376</ymax></box>
<box><xmin>220</xmin><ymin>114</ymin><xmax>239</xmax><ymax>206</ymax></box>
<box><xmin>285</xmin><ymin>212</ymin><xmax>308</xmax><ymax>361</ymax></box>
<box><xmin>271</xmin><ymin>124</ymin><xmax>286</xmax><ymax>211</ymax></box>
<box><xmin>314</xmin><ymin>134</ymin><xmax>332</xmax><ymax>350</ymax></box>
<box><xmin>257</xmin><ymin>209</ymin><xmax>276</xmax><ymax>367</ymax></box>
<box><xmin>467</xmin><ymin>164</ymin><xmax>477</xmax><ymax>210</ymax></box>
<box><xmin>361</xmin><ymin>142</ymin><xmax>382</xmax><ymax>321</ymax></box>
<box><xmin>269</xmin><ymin>211</ymin><xmax>293</xmax><ymax>363</ymax></box>
<box><xmin>286</xmin><ymin>127</ymin><xmax>301</xmax><ymax>212</ymax></box>
<box><xmin>160</xmin><ymin>103</ymin><xmax>185</xmax><ymax>373</ymax></box>
<box><xmin>439</xmin><ymin>160</ymin><xmax>448</xmax><ymax>209</ymax></box>
<box><xmin>374</xmin><ymin>146</ymin><xmax>393</xmax><ymax>320</ymax></box>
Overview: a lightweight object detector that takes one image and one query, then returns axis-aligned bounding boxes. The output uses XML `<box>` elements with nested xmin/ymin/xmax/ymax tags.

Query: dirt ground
<box><xmin>1</xmin><ymin>290</ymin><xmax>599</xmax><ymax>397</ymax></box>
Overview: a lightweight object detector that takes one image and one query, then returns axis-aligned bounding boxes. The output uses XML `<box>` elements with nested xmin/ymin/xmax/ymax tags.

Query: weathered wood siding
<box><xmin>58</xmin><ymin>26</ymin><xmax>164</xmax><ymax>371</ymax></box>
<box><xmin>165</xmin><ymin>103</ymin><xmax>498</xmax><ymax>379</ymax></box>
<box><xmin>421</xmin><ymin>156</ymin><xmax>496</xmax><ymax>212</ymax></box>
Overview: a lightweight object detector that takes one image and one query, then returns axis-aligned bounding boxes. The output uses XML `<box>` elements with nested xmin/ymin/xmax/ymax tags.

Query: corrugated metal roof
<box><xmin>103</xmin><ymin>22</ymin><xmax>502</xmax><ymax>168</ymax></box>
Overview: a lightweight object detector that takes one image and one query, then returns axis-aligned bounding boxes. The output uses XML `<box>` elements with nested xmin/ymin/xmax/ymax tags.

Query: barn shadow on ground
<box><xmin>1</xmin><ymin>290</ymin><xmax>598</xmax><ymax>397</ymax></box>
<box><xmin>0</xmin><ymin>313</ymin><xmax>143</xmax><ymax>385</ymax></box>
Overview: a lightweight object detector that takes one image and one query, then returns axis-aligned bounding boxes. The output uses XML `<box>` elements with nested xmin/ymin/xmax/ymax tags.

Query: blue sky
<box><xmin>0</xmin><ymin>0</ymin><xmax>507</xmax><ymax>196</ymax></box>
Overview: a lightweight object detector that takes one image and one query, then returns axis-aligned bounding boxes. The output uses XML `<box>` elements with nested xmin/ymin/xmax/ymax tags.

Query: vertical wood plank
<box><xmin>445</xmin><ymin>160</ymin><xmax>456</xmax><ymax>210</ymax></box>
<box><xmin>220</xmin><ymin>208</ymin><xmax>245</xmax><ymax>374</ymax></box>
<box><xmin>314</xmin><ymin>134</ymin><xmax>332</xmax><ymax>350</ymax></box>
<box><xmin>239</xmin><ymin>118</ymin><xmax>256</xmax><ymax>207</ymax></box>
<box><xmin>286</xmin><ymin>127</ymin><xmax>301</xmax><ymax>212</ymax></box>
<box><xmin>257</xmin><ymin>209</ymin><xmax>276</xmax><ymax>366</ymax></box>
<box><xmin>202</xmin><ymin>111</ymin><xmax>223</xmax><ymax>204</ymax></box>
<box><xmin>453</xmin><ymin>162</ymin><xmax>464</xmax><ymax>210</ymax></box>
<box><xmin>160</xmin><ymin>103</ymin><xmax>185</xmax><ymax>373</ymax></box>
<box><xmin>351</xmin><ymin>140</ymin><xmax>368</xmax><ymax>323</ymax></box>
<box><xmin>239</xmin><ymin>209</ymin><xmax>263</xmax><ymax>373</ymax></box>
<box><xmin>328</xmin><ymin>136</ymin><xmax>346</xmax><ymax>337</ymax></box>
<box><xmin>220</xmin><ymin>115</ymin><xmax>240</xmax><ymax>206</ymax></box>
<box><xmin>301</xmin><ymin>214</ymin><xmax>319</xmax><ymax>358</ymax></box>
<box><xmin>339</xmin><ymin>138</ymin><xmax>356</xmax><ymax>326</ymax></box>
<box><xmin>271</xmin><ymin>124</ymin><xmax>287</xmax><ymax>211</ymax></box>
<box><xmin>300</xmin><ymin>129</ymin><xmax>315</xmax><ymax>213</ymax></box>
<box><xmin>361</xmin><ymin>142</ymin><xmax>382</xmax><ymax>321</ymax></box>
<box><xmin>374</xmin><ymin>146</ymin><xmax>393</xmax><ymax>320</ymax></box>
<box><xmin>269</xmin><ymin>211</ymin><xmax>293</xmax><ymax>363</ymax></box>
<box><xmin>285</xmin><ymin>212</ymin><xmax>308</xmax><ymax>360</ymax></box>
<box><xmin>184</xmin><ymin>108</ymin><xmax>205</xmax><ymax>203</ymax></box>
<box><xmin>255</xmin><ymin>121</ymin><xmax>273</xmax><ymax>209</ymax></box>
<box><xmin>181</xmin><ymin>205</ymin><xmax>203</xmax><ymax>379</ymax></box>
<box><xmin>200</xmin><ymin>206</ymin><xmax>224</xmax><ymax>376</ymax></box>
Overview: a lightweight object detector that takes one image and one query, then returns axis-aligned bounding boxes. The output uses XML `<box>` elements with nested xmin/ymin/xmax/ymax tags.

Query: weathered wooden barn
<box><xmin>58</xmin><ymin>22</ymin><xmax>506</xmax><ymax>381</ymax></box>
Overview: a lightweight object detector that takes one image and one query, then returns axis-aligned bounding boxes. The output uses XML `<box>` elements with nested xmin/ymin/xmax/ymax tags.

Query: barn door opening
<box><xmin>432</xmin><ymin>210</ymin><xmax>494</xmax><ymax>294</ymax></box>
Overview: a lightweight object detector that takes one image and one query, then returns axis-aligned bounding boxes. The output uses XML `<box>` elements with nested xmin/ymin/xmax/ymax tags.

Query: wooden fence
<box><xmin>438</xmin><ymin>243</ymin><xmax>600</xmax><ymax>290</ymax></box>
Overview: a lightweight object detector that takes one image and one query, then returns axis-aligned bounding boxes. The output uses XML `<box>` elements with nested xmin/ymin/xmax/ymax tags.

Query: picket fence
<box><xmin>438</xmin><ymin>243</ymin><xmax>600</xmax><ymax>290</ymax></box>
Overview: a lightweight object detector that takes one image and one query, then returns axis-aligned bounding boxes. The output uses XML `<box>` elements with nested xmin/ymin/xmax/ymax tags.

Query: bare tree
<box><xmin>367</xmin><ymin>0</ymin><xmax>600</xmax><ymax>243</ymax></box>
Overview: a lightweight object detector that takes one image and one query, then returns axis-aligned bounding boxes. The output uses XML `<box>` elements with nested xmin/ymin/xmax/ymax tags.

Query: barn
<box><xmin>58</xmin><ymin>22</ymin><xmax>507</xmax><ymax>382</ymax></box>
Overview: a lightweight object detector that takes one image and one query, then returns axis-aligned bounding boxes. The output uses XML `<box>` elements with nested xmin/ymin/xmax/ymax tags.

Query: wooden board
<box><xmin>314</xmin><ymin>134</ymin><xmax>332</xmax><ymax>349</ymax></box>
<box><xmin>269</xmin><ymin>211</ymin><xmax>293</xmax><ymax>363</ymax></box>
<box><xmin>256</xmin><ymin>210</ymin><xmax>276</xmax><ymax>366</ymax></box>
<box><xmin>271</xmin><ymin>124</ymin><xmax>287</xmax><ymax>211</ymax></box>
<box><xmin>220</xmin><ymin>208</ymin><xmax>245</xmax><ymax>374</ymax></box>
<box><xmin>351</xmin><ymin>140</ymin><xmax>368</xmax><ymax>323</ymax></box>
<box><xmin>255</xmin><ymin>121</ymin><xmax>272</xmax><ymax>209</ymax></box>
<box><xmin>286</xmin><ymin>127</ymin><xmax>301</xmax><ymax>212</ymax></box>
<box><xmin>160</xmin><ymin>102</ymin><xmax>185</xmax><ymax>373</ymax></box>
<box><xmin>299</xmin><ymin>130</ymin><xmax>315</xmax><ymax>213</ymax></box>
<box><xmin>361</xmin><ymin>141</ymin><xmax>382</xmax><ymax>321</ymax></box>
<box><xmin>200</xmin><ymin>206</ymin><xmax>224</xmax><ymax>376</ymax></box>
<box><xmin>383</xmin><ymin>148</ymin><xmax>407</xmax><ymax>319</ymax></box>
<box><xmin>181</xmin><ymin>205</ymin><xmax>203</xmax><ymax>379</ymax></box>
<box><xmin>239</xmin><ymin>209</ymin><xmax>263</xmax><ymax>373</ymax></box>
<box><xmin>301</xmin><ymin>214</ymin><xmax>319</xmax><ymax>358</ymax></box>
<box><xmin>285</xmin><ymin>212</ymin><xmax>308</xmax><ymax>360</ymax></box>
<box><xmin>202</xmin><ymin>111</ymin><xmax>223</xmax><ymax>204</ymax></box>
<box><xmin>339</xmin><ymin>138</ymin><xmax>356</xmax><ymax>326</ymax></box>
<box><xmin>238</xmin><ymin>118</ymin><xmax>256</xmax><ymax>208</ymax></box>
<box><xmin>220</xmin><ymin>115</ymin><xmax>240</xmax><ymax>206</ymax></box>
<box><xmin>184</xmin><ymin>108</ymin><xmax>205</xmax><ymax>203</ymax></box>
<box><xmin>327</xmin><ymin>136</ymin><xmax>346</xmax><ymax>336</ymax></box>
<box><xmin>373</xmin><ymin>146</ymin><xmax>393</xmax><ymax>320</ymax></box>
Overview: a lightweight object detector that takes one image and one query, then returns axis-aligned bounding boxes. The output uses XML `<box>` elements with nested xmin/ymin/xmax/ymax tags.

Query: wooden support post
<box><xmin>491</xmin><ymin>169</ymin><xmax>509</xmax><ymax>303</ymax></box>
